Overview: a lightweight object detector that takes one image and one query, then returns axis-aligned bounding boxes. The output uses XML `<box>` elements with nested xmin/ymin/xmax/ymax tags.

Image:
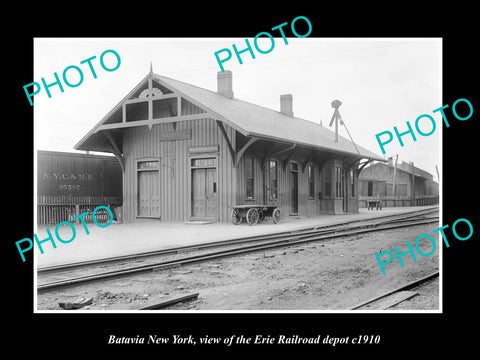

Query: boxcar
<box><xmin>37</xmin><ymin>150</ymin><xmax>122</xmax><ymax>225</ymax></box>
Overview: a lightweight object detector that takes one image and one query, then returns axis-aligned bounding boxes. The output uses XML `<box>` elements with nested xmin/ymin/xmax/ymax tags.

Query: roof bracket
<box><xmin>356</xmin><ymin>159</ymin><xmax>374</xmax><ymax>175</ymax></box>
<box><xmin>301</xmin><ymin>151</ymin><xmax>314</xmax><ymax>173</ymax></box>
<box><xmin>102</xmin><ymin>131</ymin><xmax>125</xmax><ymax>172</ymax></box>
<box><xmin>282</xmin><ymin>147</ymin><xmax>299</xmax><ymax>171</ymax></box>
<box><xmin>271</xmin><ymin>143</ymin><xmax>296</xmax><ymax>158</ymax></box>
<box><xmin>216</xmin><ymin>120</ymin><xmax>235</xmax><ymax>163</ymax></box>
<box><xmin>235</xmin><ymin>136</ymin><xmax>259</xmax><ymax>166</ymax></box>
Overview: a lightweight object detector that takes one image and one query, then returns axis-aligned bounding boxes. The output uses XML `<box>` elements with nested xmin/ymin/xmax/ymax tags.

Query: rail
<box><xmin>37</xmin><ymin>208</ymin><xmax>439</xmax><ymax>292</ymax></box>
<box><xmin>349</xmin><ymin>272</ymin><xmax>439</xmax><ymax>310</ymax></box>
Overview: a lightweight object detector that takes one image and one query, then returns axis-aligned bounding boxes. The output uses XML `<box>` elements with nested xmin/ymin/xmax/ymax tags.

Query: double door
<box><xmin>191</xmin><ymin>161</ymin><xmax>217</xmax><ymax>219</ymax></box>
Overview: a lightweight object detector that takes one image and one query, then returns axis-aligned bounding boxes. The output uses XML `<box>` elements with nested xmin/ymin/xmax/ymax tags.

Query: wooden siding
<box><xmin>122</xmin><ymin>117</ymin><xmax>236</xmax><ymax>223</ymax></box>
<box><xmin>359</xmin><ymin>164</ymin><xmax>412</xmax><ymax>197</ymax></box>
<box><xmin>236</xmin><ymin>149</ymin><xmax>359</xmax><ymax>218</ymax></box>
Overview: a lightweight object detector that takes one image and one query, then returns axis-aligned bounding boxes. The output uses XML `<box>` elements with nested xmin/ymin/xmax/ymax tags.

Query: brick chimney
<box><xmin>217</xmin><ymin>70</ymin><xmax>234</xmax><ymax>99</ymax></box>
<box><xmin>280</xmin><ymin>94</ymin><xmax>294</xmax><ymax>117</ymax></box>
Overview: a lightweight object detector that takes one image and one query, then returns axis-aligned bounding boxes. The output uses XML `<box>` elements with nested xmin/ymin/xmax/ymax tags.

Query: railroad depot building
<box><xmin>75</xmin><ymin>70</ymin><xmax>384</xmax><ymax>223</ymax></box>
<box><xmin>358</xmin><ymin>158</ymin><xmax>439</xmax><ymax>207</ymax></box>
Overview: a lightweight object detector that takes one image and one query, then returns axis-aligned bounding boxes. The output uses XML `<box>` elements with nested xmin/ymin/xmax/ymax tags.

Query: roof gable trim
<box><xmin>75</xmin><ymin>73</ymin><xmax>250</xmax><ymax>150</ymax></box>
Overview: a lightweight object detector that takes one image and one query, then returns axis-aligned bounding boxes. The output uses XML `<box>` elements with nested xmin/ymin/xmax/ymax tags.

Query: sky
<box><xmin>33</xmin><ymin>37</ymin><xmax>441</xmax><ymax>180</ymax></box>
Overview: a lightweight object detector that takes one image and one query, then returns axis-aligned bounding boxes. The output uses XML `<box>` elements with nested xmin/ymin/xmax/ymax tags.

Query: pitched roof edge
<box><xmin>74</xmin><ymin>74</ymin><xmax>151</xmax><ymax>150</ymax></box>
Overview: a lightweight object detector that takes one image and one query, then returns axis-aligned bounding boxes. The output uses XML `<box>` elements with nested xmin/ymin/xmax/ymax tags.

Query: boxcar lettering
<box><xmin>375</xmin><ymin>217</ymin><xmax>474</xmax><ymax>274</ymax></box>
<box><xmin>214</xmin><ymin>16</ymin><xmax>312</xmax><ymax>72</ymax></box>
<box><xmin>375</xmin><ymin>98</ymin><xmax>473</xmax><ymax>154</ymax></box>
<box><xmin>58</xmin><ymin>184</ymin><xmax>81</xmax><ymax>191</ymax></box>
<box><xmin>15</xmin><ymin>206</ymin><xmax>114</xmax><ymax>262</ymax></box>
<box><xmin>23</xmin><ymin>49</ymin><xmax>121</xmax><ymax>106</ymax></box>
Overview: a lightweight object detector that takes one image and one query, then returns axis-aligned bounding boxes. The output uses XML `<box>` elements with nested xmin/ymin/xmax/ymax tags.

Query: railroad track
<box><xmin>37</xmin><ymin>207</ymin><xmax>439</xmax><ymax>293</ymax></box>
<box><xmin>349</xmin><ymin>272</ymin><xmax>439</xmax><ymax>310</ymax></box>
<box><xmin>38</xmin><ymin>207</ymin><xmax>438</xmax><ymax>274</ymax></box>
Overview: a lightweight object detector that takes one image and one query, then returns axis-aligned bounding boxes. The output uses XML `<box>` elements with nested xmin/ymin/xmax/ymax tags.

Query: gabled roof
<box><xmin>74</xmin><ymin>72</ymin><xmax>384</xmax><ymax>161</ymax></box>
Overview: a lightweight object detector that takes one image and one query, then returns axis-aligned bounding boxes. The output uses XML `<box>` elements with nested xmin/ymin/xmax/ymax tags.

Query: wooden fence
<box><xmin>37</xmin><ymin>196</ymin><xmax>122</xmax><ymax>225</ymax></box>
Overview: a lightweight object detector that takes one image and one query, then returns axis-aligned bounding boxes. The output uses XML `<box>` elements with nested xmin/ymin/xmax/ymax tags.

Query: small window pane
<box><xmin>138</xmin><ymin>160</ymin><xmax>159</xmax><ymax>169</ymax></box>
<box><xmin>191</xmin><ymin>158</ymin><xmax>216</xmax><ymax>167</ymax></box>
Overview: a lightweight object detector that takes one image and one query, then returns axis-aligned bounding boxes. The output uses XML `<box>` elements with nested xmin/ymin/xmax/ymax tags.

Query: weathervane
<box><xmin>329</xmin><ymin>99</ymin><xmax>344</xmax><ymax>143</ymax></box>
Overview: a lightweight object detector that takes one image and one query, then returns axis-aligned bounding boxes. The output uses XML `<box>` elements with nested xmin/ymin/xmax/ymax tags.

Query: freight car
<box><xmin>37</xmin><ymin>150</ymin><xmax>122</xmax><ymax>225</ymax></box>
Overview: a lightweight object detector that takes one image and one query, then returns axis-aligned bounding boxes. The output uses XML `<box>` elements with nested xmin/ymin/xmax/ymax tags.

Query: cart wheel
<box><xmin>246</xmin><ymin>208</ymin><xmax>259</xmax><ymax>226</ymax></box>
<box><xmin>272</xmin><ymin>208</ymin><xmax>281</xmax><ymax>224</ymax></box>
<box><xmin>231</xmin><ymin>208</ymin><xmax>242</xmax><ymax>225</ymax></box>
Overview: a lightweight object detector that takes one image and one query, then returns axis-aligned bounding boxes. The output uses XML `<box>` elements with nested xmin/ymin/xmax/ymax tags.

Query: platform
<box><xmin>34</xmin><ymin>206</ymin><xmax>438</xmax><ymax>268</ymax></box>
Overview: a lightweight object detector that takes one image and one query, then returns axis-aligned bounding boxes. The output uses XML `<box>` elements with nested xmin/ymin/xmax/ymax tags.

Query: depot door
<box><xmin>290</xmin><ymin>162</ymin><xmax>299</xmax><ymax>214</ymax></box>
<box><xmin>137</xmin><ymin>167</ymin><xmax>161</xmax><ymax>218</ymax></box>
<box><xmin>191</xmin><ymin>158</ymin><xmax>217</xmax><ymax>219</ymax></box>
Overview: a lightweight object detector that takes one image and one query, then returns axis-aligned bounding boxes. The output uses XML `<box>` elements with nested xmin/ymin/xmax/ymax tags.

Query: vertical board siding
<box><xmin>235</xmin><ymin>149</ymin><xmax>360</xmax><ymax>219</ymax></box>
<box><xmin>123</xmin><ymin>116</ymin><xmax>236</xmax><ymax>223</ymax></box>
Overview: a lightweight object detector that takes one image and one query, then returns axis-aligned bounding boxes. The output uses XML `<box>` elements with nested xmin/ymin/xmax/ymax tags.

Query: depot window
<box><xmin>324</xmin><ymin>165</ymin><xmax>332</xmax><ymax>198</ymax></box>
<box><xmin>335</xmin><ymin>166</ymin><xmax>344</xmax><ymax>198</ymax></box>
<box><xmin>245</xmin><ymin>157</ymin><xmax>254</xmax><ymax>199</ymax></box>
<box><xmin>350</xmin><ymin>170</ymin><xmax>355</xmax><ymax>198</ymax></box>
<box><xmin>308</xmin><ymin>164</ymin><xmax>315</xmax><ymax>199</ymax></box>
<box><xmin>269</xmin><ymin>160</ymin><xmax>278</xmax><ymax>200</ymax></box>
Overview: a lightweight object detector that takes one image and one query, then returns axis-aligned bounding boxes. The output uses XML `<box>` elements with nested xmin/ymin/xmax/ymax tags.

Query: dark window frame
<box><xmin>245</xmin><ymin>157</ymin><xmax>255</xmax><ymax>200</ymax></box>
<box><xmin>269</xmin><ymin>160</ymin><xmax>278</xmax><ymax>201</ymax></box>
<box><xmin>324</xmin><ymin>165</ymin><xmax>332</xmax><ymax>198</ymax></box>
<box><xmin>308</xmin><ymin>163</ymin><xmax>315</xmax><ymax>199</ymax></box>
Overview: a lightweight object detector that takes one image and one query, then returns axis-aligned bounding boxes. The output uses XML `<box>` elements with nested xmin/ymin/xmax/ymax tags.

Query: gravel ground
<box><xmin>37</xmin><ymin>223</ymin><xmax>440</xmax><ymax>311</ymax></box>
